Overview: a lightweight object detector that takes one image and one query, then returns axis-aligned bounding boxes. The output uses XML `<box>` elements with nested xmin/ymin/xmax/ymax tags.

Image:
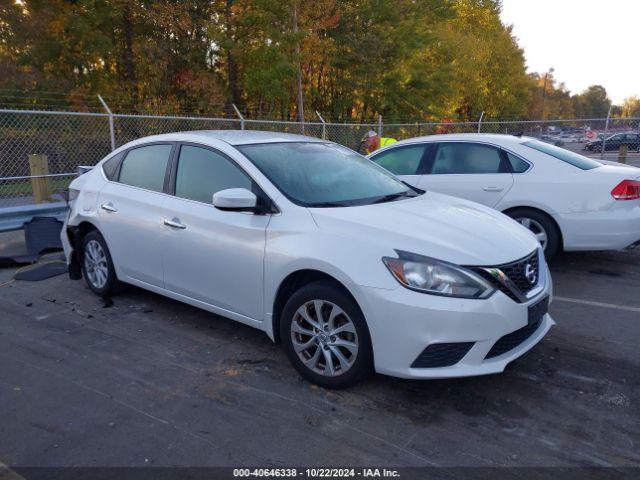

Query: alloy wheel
<box><xmin>290</xmin><ymin>299</ymin><xmax>359</xmax><ymax>377</ymax></box>
<box><xmin>84</xmin><ymin>239</ymin><xmax>109</xmax><ymax>289</ymax></box>
<box><xmin>515</xmin><ymin>217</ymin><xmax>548</xmax><ymax>250</ymax></box>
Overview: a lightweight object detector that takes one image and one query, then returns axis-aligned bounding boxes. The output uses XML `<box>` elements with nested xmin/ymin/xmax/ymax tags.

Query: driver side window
<box><xmin>174</xmin><ymin>145</ymin><xmax>252</xmax><ymax>204</ymax></box>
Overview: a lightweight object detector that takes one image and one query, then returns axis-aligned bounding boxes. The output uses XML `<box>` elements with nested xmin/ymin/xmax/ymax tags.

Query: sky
<box><xmin>500</xmin><ymin>0</ymin><xmax>639</xmax><ymax>104</ymax></box>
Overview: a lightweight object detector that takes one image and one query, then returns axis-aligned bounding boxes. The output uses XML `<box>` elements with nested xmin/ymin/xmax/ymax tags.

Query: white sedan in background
<box><xmin>62</xmin><ymin>131</ymin><xmax>553</xmax><ymax>388</ymax></box>
<box><xmin>369</xmin><ymin>133</ymin><xmax>640</xmax><ymax>258</ymax></box>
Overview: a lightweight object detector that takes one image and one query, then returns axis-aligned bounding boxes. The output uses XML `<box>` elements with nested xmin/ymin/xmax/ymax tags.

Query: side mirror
<box><xmin>213</xmin><ymin>188</ymin><xmax>257</xmax><ymax>212</ymax></box>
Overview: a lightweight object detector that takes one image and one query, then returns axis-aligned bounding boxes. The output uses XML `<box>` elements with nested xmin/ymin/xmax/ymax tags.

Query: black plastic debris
<box><xmin>14</xmin><ymin>261</ymin><xmax>68</xmax><ymax>281</ymax></box>
<box><xmin>24</xmin><ymin>216</ymin><xmax>64</xmax><ymax>257</ymax></box>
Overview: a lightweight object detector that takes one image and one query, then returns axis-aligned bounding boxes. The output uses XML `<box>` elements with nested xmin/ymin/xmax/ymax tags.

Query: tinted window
<box><xmin>102</xmin><ymin>152</ymin><xmax>123</xmax><ymax>180</ymax></box>
<box><xmin>522</xmin><ymin>140</ymin><xmax>601</xmax><ymax>170</ymax></box>
<box><xmin>506</xmin><ymin>152</ymin><xmax>530</xmax><ymax>173</ymax></box>
<box><xmin>431</xmin><ymin>143</ymin><xmax>504</xmax><ymax>174</ymax></box>
<box><xmin>118</xmin><ymin>144</ymin><xmax>173</xmax><ymax>192</ymax></box>
<box><xmin>175</xmin><ymin>145</ymin><xmax>252</xmax><ymax>204</ymax></box>
<box><xmin>371</xmin><ymin>145</ymin><xmax>426</xmax><ymax>175</ymax></box>
<box><xmin>238</xmin><ymin>142</ymin><xmax>416</xmax><ymax>207</ymax></box>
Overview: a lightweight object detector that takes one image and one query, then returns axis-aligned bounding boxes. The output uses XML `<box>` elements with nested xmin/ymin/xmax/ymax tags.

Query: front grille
<box><xmin>473</xmin><ymin>250</ymin><xmax>539</xmax><ymax>302</ymax></box>
<box><xmin>411</xmin><ymin>342</ymin><xmax>474</xmax><ymax>368</ymax></box>
<box><xmin>501</xmin><ymin>251</ymin><xmax>539</xmax><ymax>296</ymax></box>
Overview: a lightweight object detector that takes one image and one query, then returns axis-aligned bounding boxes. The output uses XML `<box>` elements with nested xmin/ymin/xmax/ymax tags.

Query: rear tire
<box><xmin>81</xmin><ymin>230</ymin><xmax>120</xmax><ymax>296</ymax></box>
<box><xmin>506</xmin><ymin>208</ymin><xmax>561</xmax><ymax>260</ymax></box>
<box><xmin>280</xmin><ymin>281</ymin><xmax>373</xmax><ymax>389</ymax></box>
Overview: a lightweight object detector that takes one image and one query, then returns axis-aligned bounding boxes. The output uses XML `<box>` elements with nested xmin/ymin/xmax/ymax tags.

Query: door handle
<box><xmin>163</xmin><ymin>218</ymin><xmax>187</xmax><ymax>229</ymax></box>
<box><xmin>100</xmin><ymin>202</ymin><xmax>118</xmax><ymax>212</ymax></box>
<box><xmin>482</xmin><ymin>186</ymin><xmax>504</xmax><ymax>192</ymax></box>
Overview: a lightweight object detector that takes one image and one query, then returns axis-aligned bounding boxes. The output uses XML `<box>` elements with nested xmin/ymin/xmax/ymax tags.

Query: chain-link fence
<box><xmin>1</xmin><ymin>108</ymin><xmax>639</xmax><ymax>210</ymax></box>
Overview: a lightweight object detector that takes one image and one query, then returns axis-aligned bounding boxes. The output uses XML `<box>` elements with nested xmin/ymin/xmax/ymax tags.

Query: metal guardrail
<box><xmin>0</xmin><ymin>202</ymin><xmax>68</xmax><ymax>233</ymax></box>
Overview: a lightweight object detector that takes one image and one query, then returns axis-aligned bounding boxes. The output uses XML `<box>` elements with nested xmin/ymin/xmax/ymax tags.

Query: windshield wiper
<box><xmin>370</xmin><ymin>191</ymin><xmax>416</xmax><ymax>204</ymax></box>
<box><xmin>307</xmin><ymin>201</ymin><xmax>353</xmax><ymax>208</ymax></box>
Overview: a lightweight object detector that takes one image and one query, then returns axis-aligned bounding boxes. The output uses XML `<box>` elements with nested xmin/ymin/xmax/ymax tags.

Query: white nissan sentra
<box><xmin>62</xmin><ymin>131</ymin><xmax>554</xmax><ymax>388</ymax></box>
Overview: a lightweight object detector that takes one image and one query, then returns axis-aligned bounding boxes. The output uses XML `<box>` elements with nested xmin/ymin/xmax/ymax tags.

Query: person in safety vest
<box><xmin>360</xmin><ymin>130</ymin><xmax>397</xmax><ymax>155</ymax></box>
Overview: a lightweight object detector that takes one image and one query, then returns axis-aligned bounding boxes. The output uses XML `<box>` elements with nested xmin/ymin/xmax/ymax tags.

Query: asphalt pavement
<box><xmin>0</xmin><ymin>248</ymin><xmax>638</xmax><ymax>469</ymax></box>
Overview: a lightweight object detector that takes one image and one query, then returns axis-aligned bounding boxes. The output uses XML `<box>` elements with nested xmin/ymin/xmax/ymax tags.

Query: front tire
<box><xmin>506</xmin><ymin>208</ymin><xmax>561</xmax><ymax>260</ymax></box>
<box><xmin>280</xmin><ymin>281</ymin><xmax>373</xmax><ymax>389</ymax></box>
<box><xmin>81</xmin><ymin>230</ymin><xmax>120</xmax><ymax>296</ymax></box>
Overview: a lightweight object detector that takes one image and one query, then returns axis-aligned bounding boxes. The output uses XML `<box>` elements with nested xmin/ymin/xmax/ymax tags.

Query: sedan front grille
<box><xmin>500</xmin><ymin>251</ymin><xmax>539</xmax><ymax>296</ymax></box>
<box><xmin>472</xmin><ymin>250</ymin><xmax>540</xmax><ymax>303</ymax></box>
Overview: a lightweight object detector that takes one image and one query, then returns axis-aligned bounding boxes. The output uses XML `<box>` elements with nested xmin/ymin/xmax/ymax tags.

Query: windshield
<box><xmin>237</xmin><ymin>142</ymin><xmax>419</xmax><ymax>207</ymax></box>
<box><xmin>523</xmin><ymin>140</ymin><xmax>601</xmax><ymax>170</ymax></box>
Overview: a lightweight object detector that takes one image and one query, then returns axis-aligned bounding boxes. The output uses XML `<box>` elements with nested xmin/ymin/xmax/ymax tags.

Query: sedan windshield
<box><xmin>237</xmin><ymin>142</ymin><xmax>419</xmax><ymax>207</ymax></box>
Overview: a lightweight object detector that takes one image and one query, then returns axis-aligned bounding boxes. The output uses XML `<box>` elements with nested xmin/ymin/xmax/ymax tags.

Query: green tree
<box><xmin>620</xmin><ymin>96</ymin><xmax>640</xmax><ymax>118</ymax></box>
<box><xmin>572</xmin><ymin>85</ymin><xmax>611</xmax><ymax>118</ymax></box>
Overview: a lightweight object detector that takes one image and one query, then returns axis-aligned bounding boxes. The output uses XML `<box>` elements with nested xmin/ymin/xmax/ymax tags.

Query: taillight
<box><xmin>611</xmin><ymin>180</ymin><xmax>640</xmax><ymax>201</ymax></box>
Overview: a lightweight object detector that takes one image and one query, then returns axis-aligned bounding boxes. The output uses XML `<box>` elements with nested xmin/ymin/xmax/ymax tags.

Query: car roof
<box><xmin>390</xmin><ymin>133</ymin><xmax>533</xmax><ymax>147</ymax></box>
<box><xmin>121</xmin><ymin>129</ymin><xmax>326</xmax><ymax>148</ymax></box>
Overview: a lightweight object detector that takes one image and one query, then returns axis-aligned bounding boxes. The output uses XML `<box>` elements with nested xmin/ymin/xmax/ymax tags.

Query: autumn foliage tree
<box><xmin>0</xmin><ymin>0</ymin><xmax>624</xmax><ymax>121</ymax></box>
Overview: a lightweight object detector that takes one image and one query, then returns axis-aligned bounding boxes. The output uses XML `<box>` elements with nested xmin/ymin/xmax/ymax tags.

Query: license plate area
<box><xmin>528</xmin><ymin>296</ymin><xmax>549</xmax><ymax>327</ymax></box>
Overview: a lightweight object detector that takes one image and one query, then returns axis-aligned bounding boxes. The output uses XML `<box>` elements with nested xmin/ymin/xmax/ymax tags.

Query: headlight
<box><xmin>382</xmin><ymin>251</ymin><xmax>495</xmax><ymax>299</ymax></box>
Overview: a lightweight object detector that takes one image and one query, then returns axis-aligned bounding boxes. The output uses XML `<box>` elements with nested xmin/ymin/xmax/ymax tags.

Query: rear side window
<box><xmin>506</xmin><ymin>152</ymin><xmax>530</xmax><ymax>173</ymax></box>
<box><xmin>523</xmin><ymin>140</ymin><xmax>601</xmax><ymax>170</ymax></box>
<box><xmin>118</xmin><ymin>144</ymin><xmax>173</xmax><ymax>192</ymax></box>
<box><xmin>431</xmin><ymin>143</ymin><xmax>505</xmax><ymax>174</ymax></box>
<box><xmin>175</xmin><ymin>145</ymin><xmax>252</xmax><ymax>204</ymax></box>
<box><xmin>102</xmin><ymin>152</ymin><xmax>123</xmax><ymax>180</ymax></box>
<box><xmin>370</xmin><ymin>145</ymin><xmax>426</xmax><ymax>175</ymax></box>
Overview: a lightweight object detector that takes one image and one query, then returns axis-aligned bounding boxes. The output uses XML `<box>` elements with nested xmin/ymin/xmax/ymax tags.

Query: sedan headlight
<box><xmin>382</xmin><ymin>251</ymin><xmax>495</xmax><ymax>299</ymax></box>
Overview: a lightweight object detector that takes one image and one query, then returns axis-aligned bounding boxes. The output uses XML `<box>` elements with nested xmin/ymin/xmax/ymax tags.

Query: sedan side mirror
<box><xmin>213</xmin><ymin>188</ymin><xmax>257</xmax><ymax>212</ymax></box>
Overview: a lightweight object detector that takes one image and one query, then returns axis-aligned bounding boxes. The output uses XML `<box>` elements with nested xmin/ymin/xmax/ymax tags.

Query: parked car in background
<box><xmin>62</xmin><ymin>131</ymin><xmax>554</xmax><ymax>388</ymax></box>
<box><xmin>369</xmin><ymin>133</ymin><xmax>640</xmax><ymax>258</ymax></box>
<box><xmin>585</xmin><ymin>132</ymin><xmax>640</xmax><ymax>152</ymax></box>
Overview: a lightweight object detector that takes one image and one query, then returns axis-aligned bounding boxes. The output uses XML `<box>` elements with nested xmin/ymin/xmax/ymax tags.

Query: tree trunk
<box><xmin>293</xmin><ymin>1</ymin><xmax>304</xmax><ymax>126</ymax></box>
<box><xmin>225</xmin><ymin>0</ymin><xmax>242</xmax><ymax>111</ymax></box>
<box><xmin>121</xmin><ymin>3</ymin><xmax>137</xmax><ymax>103</ymax></box>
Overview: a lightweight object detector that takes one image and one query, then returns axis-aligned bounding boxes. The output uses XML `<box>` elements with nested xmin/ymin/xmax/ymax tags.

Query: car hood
<box><xmin>309</xmin><ymin>192</ymin><xmax>539</xmax><ymax>266</ymax></box>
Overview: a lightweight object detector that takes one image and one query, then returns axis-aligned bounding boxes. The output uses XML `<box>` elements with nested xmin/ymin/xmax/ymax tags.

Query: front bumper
<box><xmin>356</xmin><ymin>265</ymin><xmax>554</xmax><ymax>379</ymax></box>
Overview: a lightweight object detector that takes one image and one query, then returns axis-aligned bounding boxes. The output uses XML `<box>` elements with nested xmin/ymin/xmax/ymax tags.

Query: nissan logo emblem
<box><xmin>524</xmin><ymin>263</ymin><xmax>537</xmax><ymax>285</ymax></box>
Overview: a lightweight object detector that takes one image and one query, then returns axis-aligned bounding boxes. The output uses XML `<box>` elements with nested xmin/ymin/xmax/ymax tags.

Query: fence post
<box><xmin>316</xmin><ymin>111</ymin><xmax>326</xmax><ymax>139</ymax></box>
<box><xmin>619</xmin><ymin>145</ymin><xmax>628</xmax><ymax>164</ymax></box>
<box><xmin>601</xmin><ymin>104</ymin><xmax>612</xmax><ymax>159</ymax></box>
<box><xmin>477</xmin><ymin>111</ymin><xmax>484</xmax><ymax>133</ymax></box>
<box><xmin>28</xmin><ymin>154</ymin><xmax>51</xmax><ymax>204</ymax></box>
<box><xmin>232</xmin><ymin>104</ymin><xmax>245</xmax><ymax>130</ymax></box>
<box><xmin>377</xmin><ymin>114</ymin><xmax>383</xmax><ymax>138</ymax></box>
<box><xmin>98</xmin><ymin>95</ymin><xmax>115</xmax><ymax>151</ymax></box>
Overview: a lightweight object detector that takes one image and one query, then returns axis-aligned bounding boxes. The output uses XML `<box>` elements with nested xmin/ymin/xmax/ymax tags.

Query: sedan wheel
<box><xmin>281</xmin><ymin>280</ymin><xmax>373</xmax><ymax>388</ymax></box>
<box><xmin>81</xmin><ymin>230</ymin><xmax>120</xmax><ymax>296</ymax></box>
<box><xmin>506</xmin><ymin>208</ymin><xmax>561</xmax><ymax>259</ymax></box>
<box><xmin>291</xmin><ymin>299</ymin><xmax>358</xmax><ymax>377</ymax></box>
<box><xmin>514</xmin><ymin>217</ymin><xmax>548</xmax><ymax>251</ymax></box>
<box><xmin>84</xmin><ymin>239</ymin><xmax>109</xmax><ymax>290</ymax></box>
